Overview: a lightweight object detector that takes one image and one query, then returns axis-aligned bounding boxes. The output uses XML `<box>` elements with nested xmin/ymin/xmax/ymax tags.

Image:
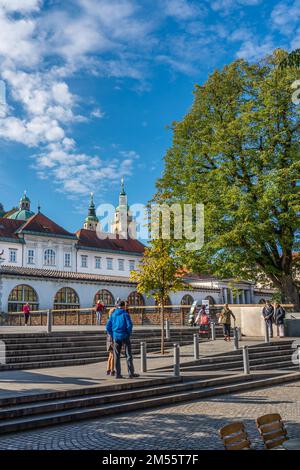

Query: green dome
<box><xmin>9</xmin><ymin>209</ymin><xmax>34</xmax><ymax>221</ymax></box>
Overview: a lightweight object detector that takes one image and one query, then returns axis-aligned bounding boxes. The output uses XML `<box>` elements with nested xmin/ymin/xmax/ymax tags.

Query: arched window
<box><xmin>155</xmin><ymin>296</ymin><xmax>172</xmax><ymax>314</ymax></box>
<box><xmin>127</xmin><ymin>291</ymin><xmax>145</xmax><ymax>313</ymax></box>
<box><xmin>181</xmin><ymin>294</ymin><xmax>194</xmax><ymax>306</ymax></box>
<box><xmin>53</xmin><ymin>287</ymin><xmax>80</xmax><ymax>311</ymax></box>
<box><xmin>8</xmin><ymin>285</ymin><xmax>39</xmax><ymax>313</ymax></box>
<box><xmin>94</xmin><ymin>289</ymin><xmax>114</xmax><ymax>306</ymax></box>
<box><xmin>44</xmin><ymin>249</ymin><xmax>56</xmax><ymax>266</ymax></box>
<box><xmin>204</xmin><ymin>295</ymin><xmax>216</xmax><ymax>305</ymax></box>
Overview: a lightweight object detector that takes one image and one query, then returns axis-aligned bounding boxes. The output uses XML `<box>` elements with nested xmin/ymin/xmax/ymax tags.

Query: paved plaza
<box><xmin>0</xmin><ymin>381</ymin><xmax>299</xmax><ymax>450</ymax></box>
<box><xmin>0</xmin><ymin>338</ymin><xmax>275</xmax><ymax>400</ymax></box>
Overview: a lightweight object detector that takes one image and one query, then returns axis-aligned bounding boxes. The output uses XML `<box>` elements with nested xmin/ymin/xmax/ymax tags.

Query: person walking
<box><xmin>95</xmin><ymin>300</ymin><xmax>104</xmax><ymax>325</ymax></box>
<box><xmin>274</xmin><ymin>302</ymin><xmax>286</xmax><ymax>338</ymax></box>
<box><xmin>262</xmin><ymin>301</ymin><xmax>274</xmax><ymax>339</ymax></box>
<box><xmin>197</xmin><ymin>306</ymin><xmax>210</xmax><ymax>339</ymax></box>
<box><xmin>106</xmin><ymin>300</ymin><xmax>139</xmax><ymax>379</ymax></box>
<box><xmin>106</xmin><ymin>307</ymin><xmax>116</xmax><ymax>376</ymax></box>
<box><xmin>23</xmin><ymin>303</ymin><xmax>30</xmax><ymax>326</ymax></box>
<box><xmin>219</xmin><ymin>304</ymin><xmax>236</xmax><ymax>342</ymax></box>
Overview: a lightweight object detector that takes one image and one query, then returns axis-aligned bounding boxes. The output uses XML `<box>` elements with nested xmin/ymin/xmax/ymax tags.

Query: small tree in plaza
<box><xmin>156</xmin><ymin>49</ymin><xmax>300</xmax><ymax>309</ymax></box>
<box><xmin>130</xmin><ymin>240</ymin><xmax>185</xmax><ymax>354</ymax></box>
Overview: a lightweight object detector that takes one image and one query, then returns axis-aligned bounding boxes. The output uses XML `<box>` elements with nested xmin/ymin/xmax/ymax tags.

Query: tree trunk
<box><xmin>161</xmin><ymin>300</ymin><xmax>165</xmax><ymax>355</ymax></box>
<box><xmin>279</xmin><ymin>275</ymin><xmax>300</xmax><ymax>310</ymax></box>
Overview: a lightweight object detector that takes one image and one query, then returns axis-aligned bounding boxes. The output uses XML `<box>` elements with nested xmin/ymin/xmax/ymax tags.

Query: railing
<box><xmin>0</xmin><ymin>304</ymin><xmax>295</xmax><ymax>327</ymax></box>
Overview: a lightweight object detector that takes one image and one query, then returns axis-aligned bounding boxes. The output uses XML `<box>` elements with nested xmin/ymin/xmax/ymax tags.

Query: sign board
<box><xmin>202</xmin><ymin>300</ymin><xmax>210</xmax><ymax>317</ymax></box>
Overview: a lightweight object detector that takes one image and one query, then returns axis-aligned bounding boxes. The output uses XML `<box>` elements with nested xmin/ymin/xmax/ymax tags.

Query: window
<box><xmin>9</xmin><ymin>249</ymin><xmax>17</xmax><ymax>263</ymax></box>
<box><xmin>127</xmin><ymin>291</ymin><xmax>145</xmax><ymax>313</ymax></box>
<box><xmin>129</xmin><ymin>260</ymin><xmax>135</xmax><ymax>271</ymax></box>
<box><xmin>8</xmin><ymin>284</ymin><xmax>39</xmax><ymax>312</ymax></box>
<box><xmin>64</xmin><ymin>253</ymin><xmax>71</xmax><ymax>267</ymax></box>
<box><xmin>95</xmin><ymin>257</ymin><xmax>101</xmax><ymax>269</ymax></box>
<box><xmin>81</xmin><ymin>255</ymin><xmax>88</xmax><ymax>268</ymax></box>
<box><xmin>107</xmin><ymin>258</ymin><xmax>113</xmax><ymax>270</ymax></box>
<box><xmin>54</xmin><ymin>287</ymin><xmax>80</xmax><ymax>311</ymax></box>
<box><xmin>27</xmin><ymin>249</ymin><xmax>35</xmax><ymax>265</ymax></box>
<box><xmin>94</xmin><ymin>289</ymin><xmax>114</xmax><ymax>306</ymax></box>
<box><xmin>118</xmin><ymin>259</ymin><xmax>124</xmax><ymax>271</ymax></box>
<box><xmin>44</xmin><ymin>249</ymin><xmax>56</xmax><ymax>266</ymax></box>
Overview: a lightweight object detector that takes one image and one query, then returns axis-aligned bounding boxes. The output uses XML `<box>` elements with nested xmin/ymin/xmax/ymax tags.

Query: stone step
<box><xmin>0</xmin><ymin>374</ymin><xmax>257</xmax><ymax>421</ymax></box>
<box><xmin>0</xmin><ymin>371</ymin><xmax>299</xmax><ymax>435</ymax></box>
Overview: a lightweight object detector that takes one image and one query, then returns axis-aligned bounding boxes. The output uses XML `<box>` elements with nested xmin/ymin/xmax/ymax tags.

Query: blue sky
<box><xmin>0</xmin><ymin>0</ymin><xmax>299</xmax><ymax>232</ymax></box>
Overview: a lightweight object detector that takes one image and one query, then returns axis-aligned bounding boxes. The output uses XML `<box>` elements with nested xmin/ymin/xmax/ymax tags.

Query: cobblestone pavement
<box><xmin>0</xmin><ymin>381</ymin><xmax>300</xmax><ymax>450</ymax></box>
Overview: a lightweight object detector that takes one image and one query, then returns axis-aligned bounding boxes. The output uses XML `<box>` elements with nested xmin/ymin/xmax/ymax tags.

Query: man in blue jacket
<box><xmin>106</xmin><ymin>300</ymin><xmax>139</xmax><ymax>379</ymax></box>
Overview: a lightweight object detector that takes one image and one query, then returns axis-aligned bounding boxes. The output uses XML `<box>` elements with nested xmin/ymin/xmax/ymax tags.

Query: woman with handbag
<box><xmin>218</xmin><ymin>304</ymin><xmax>236</xmax><ymax>342</ymax></box>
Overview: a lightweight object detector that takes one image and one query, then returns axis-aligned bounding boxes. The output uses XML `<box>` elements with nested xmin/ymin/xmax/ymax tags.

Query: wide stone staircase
<box><xmin>0</xmin><ymin>328</ymin><xmax>198</xmax><ymax>371</ymax></box>
<box><xmin>159</xmin><ymin>340</ymin><xmax>298</xmax><ymax>373</ymax></box>
<box><xmin>0</xmin><ymin>369</ymin><xmax>299</xmax><ymax>435</ymax></box>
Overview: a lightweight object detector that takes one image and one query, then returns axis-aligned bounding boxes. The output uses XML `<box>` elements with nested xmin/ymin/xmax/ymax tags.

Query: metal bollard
<box><xmin>233</xmin><ymin>327</ymin><xmax>239</xmax><ymax>350</ymax></box>
<box><xmin>193</xmin><ymin>333</ymin><xmax>199</xmax><ymax>360</ymax></box>
<box><xmin>264</xmin><ymin>321</ymin><xmax>270</xmax><ymax>343</ymax></box>
<box><xmin>165</xmin><ymin>320</ymin><xmax>170</xmax><ymax>340</ymax></box>
<box><xmin>47</xmin><ymin>309</ymin><xmax>52</xmax><ymax>334</ymax></box>
<box><xmin>140</xmin><ymin>341</ymin><xmax>147</xmax><ymax>373</ymax></box>
<box><xmin>211</xmin><ymin>322</ymin><xmax>216</xmax><ymax>341</ymax></box>
<box><xmin>173</xmin><ymin>344</ymin><xmax>180</xmax><ymax>377</ymax></box>
<box><xmin>243</xmin><ymin>345</ymin><xmax>250</xmax><ymax>375</ymax></box>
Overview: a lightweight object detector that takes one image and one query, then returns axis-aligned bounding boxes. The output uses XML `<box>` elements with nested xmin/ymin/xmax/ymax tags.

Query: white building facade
<box><xmin>0</xmin><ymin>188</ymin><xmax>274</xmax><ymax>314</ymax></box>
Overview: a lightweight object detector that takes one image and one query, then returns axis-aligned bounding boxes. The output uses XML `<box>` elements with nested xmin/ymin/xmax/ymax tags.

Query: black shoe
<box><xmin>111</xmin><ymin>370</ymin><xmax>115</xmax><ymax>376</ymax></box>
<box><xmin>106</xmin><ymin>370</ymin><xmax>111</xmax><ymax>375</ymax></box>
<box><xmin>115</xmin><ymin>375</ymin><xmax>123</xmax><ymax>379</ymax></box>
<box><xmin>128</xmin><ymin>373</ymin><xmax>140</xmax><ymax>379</ymax></box>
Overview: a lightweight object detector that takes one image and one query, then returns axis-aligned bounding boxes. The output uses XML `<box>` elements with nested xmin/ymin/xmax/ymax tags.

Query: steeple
<box><xmin>8</xmin><ymin>191</ymin><xmax>34</xmax><ymax>221</ymax></box>
<box><xmin>111</xmin><ymin>178</ymin><xmax>136</xmax><ymax>239</ymax></box>
<box><xmin>83</xmin><ymin>193</ymin><xmax>99</xmax><ymax>231</ymax></box>
<box><xmin>20</xmin><ymin>191</ymin><xmax>31</xmax><ymax>211</ymax></box>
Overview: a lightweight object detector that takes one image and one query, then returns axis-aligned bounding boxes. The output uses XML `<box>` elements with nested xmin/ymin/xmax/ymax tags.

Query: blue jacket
<box><xmin>106</xmin><ymin>308</ymin><xmax>133</xmax><ymax>341</ymax></box>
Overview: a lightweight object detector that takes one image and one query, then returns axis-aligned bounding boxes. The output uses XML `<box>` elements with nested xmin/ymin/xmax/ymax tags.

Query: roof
<box><xmin>0</xmin><ymin>218</ymin><xmax>24</xmax><ymax>241</ymax></box>
<box><xmin>8</xmin><ymin>209</ymin><xmax>35</xmax><ymax>221</ymax></box>
<box><xmin>76</xmin><ymin>229</ymin><xmax>145</xmax><ymax>255</ymax></box>
<box><xmin>0</xmin><ymin>265</ymin><xmax>136</xmax><ymax>285</ymax></box>
<box><xmin>17</xmin><ymin>212</ymin><xmax>77</xmax><ymax>239</ymax></box>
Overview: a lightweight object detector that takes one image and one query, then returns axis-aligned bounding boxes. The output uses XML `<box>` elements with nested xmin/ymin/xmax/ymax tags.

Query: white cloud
<box><xmin>164</xmin><ymin>0</ymin><xmax>201</xmax><ymax>20</ymax></box>
<box><xmin>0</xmin><ymin>0</ymin><xmax>41</xmax><ymax>12</ymax></box>
<box><xmin>91</xmin><ymin>108</ymin><xmax>105</xmax><ymax>119</ymax></box>
<box><xmin>211</xmin><ymin>0</ymin><xmax>261</xmax><ymax>11</ymax></box>
<box><xmin>271</xmin><ymin>0</ymin><xmax>300</xmax><ymax>36</ymax></box>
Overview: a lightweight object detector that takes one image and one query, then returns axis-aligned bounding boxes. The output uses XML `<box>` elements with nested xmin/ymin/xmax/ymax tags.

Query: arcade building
<box><xmin>0</xmin><ymin>184</ymin><xmax>274</xmax><ymax>314</ymax></box>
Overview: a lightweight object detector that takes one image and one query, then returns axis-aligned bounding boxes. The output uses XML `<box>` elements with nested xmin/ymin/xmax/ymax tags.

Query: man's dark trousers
<box><xmin>114</xmin><ymin>337</ymin><xmax>135</xmax><ymax>377</ymax></box>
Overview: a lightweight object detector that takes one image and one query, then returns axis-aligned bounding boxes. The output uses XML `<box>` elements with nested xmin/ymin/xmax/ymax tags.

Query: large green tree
<box><xmin>156</xmin><ymin>49</ymin><xmax>300</xmax><ymax>309</ymax></box>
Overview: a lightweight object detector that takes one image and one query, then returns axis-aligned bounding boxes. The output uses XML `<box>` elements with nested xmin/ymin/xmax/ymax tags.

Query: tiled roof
<box><xmin>76</xmin><ymin>229</ymin><xmax>145</xmax><ymax>254</ymax></box>
<box><xmin>0</xmin><ymin>218</ymin><xmax>24</xmax><ymax>241</ymax></box>
<box><xmin>17</xmin><ymin>212</ymin><xmax>77</xmax><ymax>239</ymax></box>
<box><xmin>0</xmin><ymin>265</ymin><xmax>136</xmax><ymax>285</ymax></box>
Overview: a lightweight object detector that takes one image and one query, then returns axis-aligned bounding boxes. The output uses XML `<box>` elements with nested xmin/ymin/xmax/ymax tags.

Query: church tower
<box><xmin>111</xmin><ymin>178</ymin><xmax>136</xmax><ymax>239</ymax></box>
<box><xmin>83</xmin><ymin>193</ymin><xmax>99</xmax><ymax>231</ymax></box>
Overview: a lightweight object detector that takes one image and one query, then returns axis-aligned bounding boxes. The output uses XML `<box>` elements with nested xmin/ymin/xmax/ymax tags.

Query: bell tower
<box><xmin>84</xmin><ymin>193</ymin><xmax>99</xmax><ymax>231</ymax></box>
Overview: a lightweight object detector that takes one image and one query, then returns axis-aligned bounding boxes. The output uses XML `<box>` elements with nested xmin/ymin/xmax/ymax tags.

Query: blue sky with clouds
<box><xmin>0</xmin><ymin>0</ymin><xmax>299</xmax><ymax>231</ymax></box>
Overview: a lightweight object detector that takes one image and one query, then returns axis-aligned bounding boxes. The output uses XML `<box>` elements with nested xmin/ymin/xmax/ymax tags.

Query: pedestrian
<box><xmin>262</xmin><ymin>300</ymin><xmax>274</xmax><ymax>339</ymax></box>
<box><xmin>197</xmin><ymin>306</ymin><xmax>210</xmax><ymax>339</ymax></box>
<box><xmin>95</xmin><ymin>300</ymin><xmax>104</xmax><ymax>325</ymax></box>
<box><xmin>218</xmin><ymin>304</ymin><xmax>236</xmax><ymax>342</ymax></box>
<box><xmin>274</xmin><ymin>302</ymin><xmax>286</xmax><ymax>338</ymax></box>
<box><xmin>23</xmin><ymin>302</ymin><xmax>30</xmax><ymax>326</ymax></box>
<box><xmin>106</xmin><ymin>300</ymin><xmax>139</xmax><ymax>379</ymax></box>
<box><xmin>106</xmin><ymin>307</ymin><xmax>116</xmax><ymax>376</ymax></box>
